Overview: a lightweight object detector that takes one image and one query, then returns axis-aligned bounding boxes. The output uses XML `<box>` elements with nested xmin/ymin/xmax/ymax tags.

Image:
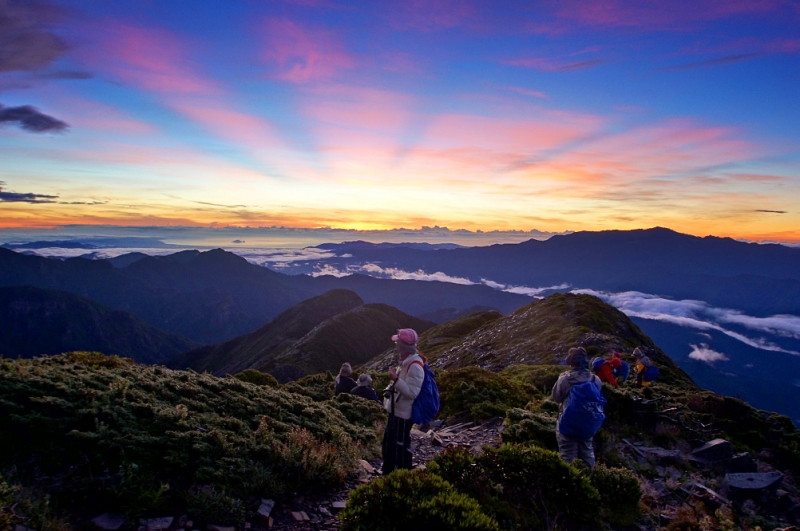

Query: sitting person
<box><xmin>334</xmin><ymin>362</ymin><xmax>357</xmax><ymax>395</ymax></box>
<box><xmin>607</xmin><ymin>352</ymin><xmax>630</xmax><ymax>384</ymax></box>
<box><xmin>633</xmin><ymin>348</ymin><xmax>659</xmax><ymax>387</ymax></box>
<box><xmin>350</xmin><ymin>373</ymin><xmax>381</xmax><ymax>403</ymax></box>
<box><xmin>591</xmin><ymin>356</ymin><xmax>619</xmax><ymax>388</ymax></box>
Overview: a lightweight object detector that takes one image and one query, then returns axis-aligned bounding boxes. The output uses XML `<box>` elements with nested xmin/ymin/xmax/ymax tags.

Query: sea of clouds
<box><xmin>19</xmin><ymin>244</ymin><xmax>800</xmax><ymax>360</ymax></box>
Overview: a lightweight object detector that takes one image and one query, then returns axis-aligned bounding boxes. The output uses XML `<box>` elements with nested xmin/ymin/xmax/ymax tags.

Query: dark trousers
<box><xmin>382</xmin><ymin>413</ymin><xmax>413</xmax><ymax>474</ymax></box>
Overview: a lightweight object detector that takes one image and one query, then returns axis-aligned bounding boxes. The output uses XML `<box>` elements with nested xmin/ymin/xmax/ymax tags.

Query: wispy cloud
<box><xmin>508</xmin><ymin>86</ymin><xmax>549</xmax><ymax>99</ymax></box>
<box><xmin>756</xmin><ymin>209</ymin><xmax>788</xmax><ymax>214</ymax></box>
<box><xmin>83</xmin><ymin>21</ymin><xmax>221</xmax><ymax>94</ymax></box>
<box><xmin>503</xmin><ymin>57</ymin><xmax>603</xmax><ymax>72</ymax></box>
<box><xmin>530</xmin><ymin>0</ymin><xmax>790</xmax><ymax>33</ymax></box>
<box><xmin>689</xmin><ymin>343</ymin><xmax>730</xmax><ymax>363</ymax></box>
<box><xmin>260</xmin><ymin>18</ymin><xmax>355</xmax><ymax>83</ymax></box>
<box><xmin>576</xmin><ymin>289</ymin><xmax>800</xmax><ymax>355</ymax></box>
<box><xmin>659</xmin><ymin>53</ymin><xmax>759</xmax><ymax>71</ymax></box>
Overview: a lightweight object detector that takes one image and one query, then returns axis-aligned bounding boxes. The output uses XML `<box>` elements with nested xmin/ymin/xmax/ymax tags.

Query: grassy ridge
<box><xmin>0</xmin><ymin>352</ymin><xmax>379</xmax><ymax>523</ymax></box>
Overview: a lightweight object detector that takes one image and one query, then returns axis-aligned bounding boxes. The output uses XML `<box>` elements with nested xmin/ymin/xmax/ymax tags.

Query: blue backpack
<box><xmin>614</xmin><ymin>360</ymin><xmax>630</xmax><ymax>381</ymax></box>
<box><xmin>590</xmin><ymin>357</ymin><xmax>606</xmax><ymax>372</ymax></box>
<box><xmin>558</xmin><ymin>380</ymin><xmax>607</xmax><ymax>440</ymax></box>
<box><xmin>411</xmin><ymin>361</ymin><xmax>440</xmax><ymax>425</ymax></box>
<box><xmin>642</xmin><ymin>364</ymin><xmax>660</xmax><ymax>382</ymax></box>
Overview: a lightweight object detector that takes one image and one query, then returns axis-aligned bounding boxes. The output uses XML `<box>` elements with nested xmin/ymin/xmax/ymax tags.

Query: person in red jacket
<box><xmin>591</xmin><ymin>356</ymin><xmax>619</xmax><ymax>388</ymax></box>
<box><xmin>607</xmin><ymin>352</ymin><xmax>631</xmax><ymax>384</ymax></box>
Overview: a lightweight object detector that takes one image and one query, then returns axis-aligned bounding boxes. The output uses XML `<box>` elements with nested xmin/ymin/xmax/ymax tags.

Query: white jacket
<box><xmin>383</xmin><ymin>353</ymin><xmax>425</xmax><ymax>420</ymax></box>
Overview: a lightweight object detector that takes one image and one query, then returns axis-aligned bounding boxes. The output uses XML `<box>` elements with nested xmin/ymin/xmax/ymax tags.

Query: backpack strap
<box><xmin>409</xmin><ymin>360</ymin><xmax>425</xmax><ymax>371</ymax></box>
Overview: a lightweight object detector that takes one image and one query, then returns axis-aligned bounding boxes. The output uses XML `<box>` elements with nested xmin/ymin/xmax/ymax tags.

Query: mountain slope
<box><xmin>170</xmin><ymin>289</ymin><xmax>436</xmax><ymax>381</ymax></box>
<box><xmin>260</xmin><ymin>302</ymin><xmax>436</xmax><ymax>382</ymax></box>
<box><xmin>365</xmin><ymin>293</ymin><xmax>695</xmax><ymax>389</ymax></box>
<box><xmin>0</xmin><ymin>286</ymin><xmax>198</xmax><ymax>363</ymax></box>
<box><xmin>169</xmin><ymin>289</ymin><xmax>365</xmax><ymax>375</ymax></box>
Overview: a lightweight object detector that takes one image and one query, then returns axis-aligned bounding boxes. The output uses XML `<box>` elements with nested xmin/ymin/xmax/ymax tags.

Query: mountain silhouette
<box><xmin>170</xmin><ymin>289</ymin><xmax>435</xmax><ymax>382</ymax></box>
<box><xmin>0</xmin><ymin>247</ymin><xmax>528</xmax><ymax>344</ymax></box>
<box><xmin>0</xmin><ymin>285</ymin><xmax>198</xmax><ymax>363</ymax></box>
<box><xmin>289</xmin><ymin>227</ymin><xmax>800</xmax><ymax>317</ymax></box>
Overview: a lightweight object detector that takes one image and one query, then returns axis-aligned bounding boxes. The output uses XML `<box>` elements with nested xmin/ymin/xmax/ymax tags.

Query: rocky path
<box><xmin>255</xmin><ymin>417</ymin><xmax>505</xmax><ymax>530</ymax></box>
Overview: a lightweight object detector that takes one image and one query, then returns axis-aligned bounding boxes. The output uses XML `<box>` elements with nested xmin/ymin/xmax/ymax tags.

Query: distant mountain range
<box><xmin>0</xmin><ymin>285</ymin><xmax>198</xmax><ymax>363</ymax></box>
<box><xmin>272</xmin><ymin>227</ymin><xmax>800</xmax><ymax>317</ymax></box>
<box><xmin>3</xmin><ymin>227</ymin><xmax>799</xmax><ymax>422</ymax></box>
<box><xmin>0</xmin><ymin>247</ymin><xmax>528</xmax><ymax>344</ymax></box>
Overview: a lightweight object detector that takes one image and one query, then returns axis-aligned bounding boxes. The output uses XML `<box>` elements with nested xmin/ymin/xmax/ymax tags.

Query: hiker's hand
<box><xmin>388</xmin><ymin>367</ymin><xmax>398</xmax><ymax>381</ymax></box>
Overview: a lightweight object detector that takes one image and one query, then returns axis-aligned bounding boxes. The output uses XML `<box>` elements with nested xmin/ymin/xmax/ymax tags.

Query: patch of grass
<box><xmin>437</xmin><ymin>367</ymin><xmax>536</xmax><ymax>421</ymax></box>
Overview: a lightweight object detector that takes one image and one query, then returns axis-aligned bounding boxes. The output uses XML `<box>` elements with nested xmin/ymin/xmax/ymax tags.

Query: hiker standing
<box><xmin>351</xmin><ymin>373</ymin><xmax>381</xmax><ymax>403</ymax></box>
<box><xmin>334</xmin><ymin>362</ymin><xmax>357</xmax><ymax>395</ymax></box>
<box><xmin>552</xmin><ymin>347</ymin><xmax>604</xmax><ymax>467</ymax></box>
<box><xmin>381</xmin><ymin>328</ymin><xmax>424</xmax><ymax>475</ymax></box>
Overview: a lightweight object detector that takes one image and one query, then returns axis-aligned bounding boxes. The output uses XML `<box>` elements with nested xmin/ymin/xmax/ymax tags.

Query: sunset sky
<box><xmin>1</xmin><ymin>0</ymin><xmax>799</xmax><ymax>243</ymax></box>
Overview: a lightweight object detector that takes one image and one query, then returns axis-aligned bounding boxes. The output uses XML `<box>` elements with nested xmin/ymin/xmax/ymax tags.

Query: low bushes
<box><xmin>436</xmin><ymin>367</ymin><xmax>535</xmax><ymax>421</ymax></box>
<box><xmin>0</xmin><ymin>354</ymin><xmax>379</xmax><ymax>522</ymax></box>
<box><xmin>429</xmin><ymin>445</ymin><xmax>601</xmax><ymax>530</ymax></box>
<box><xmin>340</xmin><ymin>468</ymin><xmax>499</xmax><ymax>531</ymax></box>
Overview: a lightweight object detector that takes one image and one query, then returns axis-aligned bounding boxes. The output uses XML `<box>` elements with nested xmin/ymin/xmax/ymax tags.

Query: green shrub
<box><xmin>428</xmin><ymin>445</ymin><xmax>601</xmax><ymax>530</ymax></box>
<box><xmin>501</xmin><ymin>407</ymin><xmax>558</xmax><ymax>450</ymax></box>
<box><xmin>588</xmin><ymin>465</ymin><xmax>642</xmax><ymax>525</ymax></box>
<box><xmin>0</xmin><ymin>474</ymin><xmax>16</xmax><ymax>531</ymax></box>
<box><xmin>184</xmin><ymin>486</ymin><xmax>245</xmax><ymax>527</ymax></box>
<box><xmin>340</xmin><ymin>468</ymin><xmax>498</xmax><ymax>531</ymax></box>
<box><xmin>110</xmin><ymin>462</ymin><xmax>170</xmax><ymax>516</ymax></box>
<box><xmin>0</xmin><ymin>354</ymin><xmax>373</xmax><ymax>519</ymax></box>
<box><xmin>232</xmin><ymin>369</ymin><xmax>278</xmax><ymax>387</ymax></box>
<box><xmin>331</xmin><ymin>393</ymin><xmax>385</xmax><ymax>443</ymax></box>
<box><xmin>66</xmin><ymin>351</ymin><xmax>133</xmax><ymax>368</ymax></box>
<box><xmin>437</xmin><ymin>367</ymin><xmax>534</xmax><ymax>421</ymax></box>
<box><xmin>500</xmin><ymin>364</ymin><xmax>565</xmax><ymax>396</ymax></box>
<box><xmin>282</xmin><ymin>371</ymin><xmax>334</xmax><ymax>401</ymax></box>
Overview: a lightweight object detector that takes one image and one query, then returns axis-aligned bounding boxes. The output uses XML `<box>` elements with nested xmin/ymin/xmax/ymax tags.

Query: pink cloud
<box><xmin>504</xmin><ymin>57</ymin><xmax>603</xmax><ymax>71</ymax></box>
<box><xmin>169</xmin><ymin>102</ymin><xmax>287</xmax><ymax>155</ymax></box>
<box><xmin>508</xmin><ymin>86</ymin><xmax>549</xmax><ymax>99</ymax></box>
<box><xmin>52</xmin><ymin>96</ymin><xmax>158</xmax><ymax>135</ymax></box>
<box><xmin>765</xmin><ymin>38</ymin><xmax>800</xmax><ymax>53</ymax></box>
<box><xmin>83</xmin><ymin>22</ymin><xmax>220</xmax><ymax>94</ymax></box>
<box><xmin>301</xmin><ymin>86</ymin><xmax>414</xmax><ymax>132</ymax></box>
<box><xmin>388</xmin><ymin>0</ymin><xmax>478</xmax><ymax>31</ymax></box>
<box><xmin>529</xmin><ymin>0</ymin><xmax>790</xmax><ymax>33</ymax></box>
<box><xmin>260</xmin><ymin>18</ymin><xmax>355</xmax><ymax>83</ymax></box>
<box><xmin>424</xmin><ymin>112</ymin><xmax>603</xmax><ymax>152</ymax></box>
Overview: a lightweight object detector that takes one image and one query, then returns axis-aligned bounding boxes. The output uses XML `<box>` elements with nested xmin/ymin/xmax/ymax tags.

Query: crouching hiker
<box><xmin>633</xmin><ymin>347</ymin><xmax>659</xmax><ymax>387</ymax></box>
<box><xmin>381</xmin><ymin>328</ymin><xmax>424</xmax><ymax>475</ymax></box>
<box><xmin>591</xmin><ymin>355</ymin><xmax>619</xmax><ymax>388</ymax></box>
<box><xmin>552</xmin><ymin>347</ymin><xmax>606</xmax><ymax>467</ymax></box>
<box><xmin>608</xmin><ymin>351</ymin><xmax>630</xmax><ymax>385</ymax></box>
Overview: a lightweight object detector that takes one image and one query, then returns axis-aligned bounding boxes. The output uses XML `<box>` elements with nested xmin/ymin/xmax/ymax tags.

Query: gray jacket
<box><xmin>383</xmin><ymin>353</ymin><xmax>424</xmax><ymax>420</ymax></box>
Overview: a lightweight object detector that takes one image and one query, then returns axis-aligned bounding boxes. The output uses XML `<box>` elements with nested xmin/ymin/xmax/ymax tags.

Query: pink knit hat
<box><xmin>392</xmin><ymin>328</ymin><xmax>418</xmax><ymax>345</ymax></box>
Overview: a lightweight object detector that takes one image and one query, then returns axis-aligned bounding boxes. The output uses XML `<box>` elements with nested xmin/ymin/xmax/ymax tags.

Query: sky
<box><xmin>2</xmin><ymin>0</ymin><xmax>800</xmax><ymax>244</ymax></box>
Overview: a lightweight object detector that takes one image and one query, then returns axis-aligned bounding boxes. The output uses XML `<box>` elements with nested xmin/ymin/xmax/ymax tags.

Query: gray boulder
<box><xmin>724</xmin><ymin>471</ymin><xmax>784</xmax><ymax>500</ymax></box>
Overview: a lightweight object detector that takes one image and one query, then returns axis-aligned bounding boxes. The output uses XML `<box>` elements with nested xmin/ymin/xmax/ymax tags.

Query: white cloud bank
<box><xmin>576</xmin><ymin>289</ymin><xmax>800</xmax><ymax>356</ymax></box>
<box><xmin>688</xmin><ymin>343</ymin><xmax>730</xmax><ymax>364</ymax></box>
